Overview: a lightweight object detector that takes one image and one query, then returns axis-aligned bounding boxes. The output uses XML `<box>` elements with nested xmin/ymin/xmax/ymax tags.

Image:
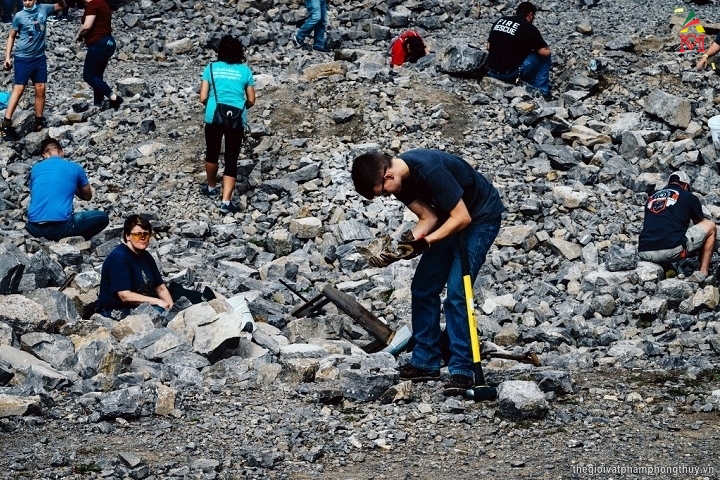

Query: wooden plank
<box><xmin>321</xmin><ymin>285</ymin><xmax>393</xmax><ymax>344</ymax></box>
<box><xmin>291</xmin><ymin>294</ymin><xmax>331</xmax><ymax>318</ymax></box>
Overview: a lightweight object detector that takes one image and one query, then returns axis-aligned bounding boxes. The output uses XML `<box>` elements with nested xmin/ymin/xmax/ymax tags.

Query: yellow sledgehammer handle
<box><xmin>463</xmin><ymin>273</ymin><xmax>482</xmax><ymax>363</ymax></box>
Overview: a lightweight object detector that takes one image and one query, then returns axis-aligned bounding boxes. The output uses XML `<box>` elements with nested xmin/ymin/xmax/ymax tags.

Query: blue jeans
<box><xmin>296</xmin><ymin>0</ymin><xmax>327</xmax><ymax>49</ymax></box>
<box><xmin>409</xmin><ymin>220</ymin><xmax>501</xmax><ymax>378</ymax></box>
<box><xmin>487</xmin><ymin>52</ymin><xmax>551</xmax><ymax>97</ymax></box>
<box><xmin>83</xmin><ymin>36</ymin><xmax>117</xmax><ymax>106</ymax></box>
<box><xmin>26</xmin><ymin>210</ymin><xmax>109</xmax><ymax>241</ymax></box>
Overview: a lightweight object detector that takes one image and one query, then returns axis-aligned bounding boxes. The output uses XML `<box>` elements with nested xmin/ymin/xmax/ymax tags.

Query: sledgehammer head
<box><xmin>465</xmin><ymin>386</ymin><xmax>498</xmax><ymax>402</ymax></box>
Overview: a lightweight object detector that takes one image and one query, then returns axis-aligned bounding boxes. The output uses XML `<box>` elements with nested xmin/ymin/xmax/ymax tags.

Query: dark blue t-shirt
<box><xmin>638</xmin><ymin>183</ymin><xmax>705</xmax><ymax>251</ymax></box>
<box><xmin>96</xmin><ymin>243</ymin><xmax>165</xmax><ymax>310</ymax></box>
<box><xmin>395</xmin><ymin>149</ymin><xmax>504</xmax><ymax>224</ymax></box>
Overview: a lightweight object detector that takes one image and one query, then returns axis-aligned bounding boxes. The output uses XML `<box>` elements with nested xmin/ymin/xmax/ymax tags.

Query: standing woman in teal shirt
<box><xmin>199</xmin><ymin>35</ymin><xmax>256</xmax><ymax>214</ymax></box>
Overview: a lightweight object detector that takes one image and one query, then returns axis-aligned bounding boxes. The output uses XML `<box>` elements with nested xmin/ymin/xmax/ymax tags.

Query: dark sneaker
<box><xmin>219</xmin><ymin>201</ymin><xmax>240</xmax><ymax>214</ymax></box>
<box><xmin>313</xmin><ymin>45</ymin><xmax>331</xmax><ymax>53</ymax></box>
<box><xmin>292</xmin><ymin>35</ymin><xmax>303</xmax><ymax>48</ymax></box>
<box><xmin>200</xmin><ymin>184</ymin><xmax>219</xmax><ymax>197</ymax></box>
<box><xmin>443</xmin><ymin>374</ymin><xmax>474</xmax><ymax>396</ymax></box>
<box><xmin>1</xmin><ymin>124</ymin><xmax>16</xmax><ymax>142</ymax></box>
<box><xmin>397</xmin><ymin>364</ymin><xmax>440</xmax><ymax>382</ymax></box>
<box><xmin>34</xmin><ymin>116</ymin><xmax>46</xmax><ymax>132</ymax></box>
<box><xmin>109</xmin><ymin>96</ymin><xmax>124</xmax><ymax>111</ymax></box>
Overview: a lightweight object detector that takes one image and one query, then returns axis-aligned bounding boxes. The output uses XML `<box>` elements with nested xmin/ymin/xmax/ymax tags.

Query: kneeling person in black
<box><xmin>96</xmin><ymin>214</ymin><xmax>173</xmax><ymax>318</ymax></box>
<box><xmin>486</xmin><ymin>1</ymin><xmax>551</xmax><ymax>97</ymax></box>
<box><xmin>638</xmin><ymin>171</ymin><xmax>717</xmax><ymax>278</ymax></box>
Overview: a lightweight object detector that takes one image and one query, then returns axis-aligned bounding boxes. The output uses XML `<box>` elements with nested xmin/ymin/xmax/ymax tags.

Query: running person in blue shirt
<box><xmin>2</xmin><ymin>0</ymin><xmax>66</xmax><ymax>140</ymax></box>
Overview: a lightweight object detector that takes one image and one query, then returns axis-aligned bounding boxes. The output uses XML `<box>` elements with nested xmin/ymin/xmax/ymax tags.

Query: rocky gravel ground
<box><xmin>1</xmin><ymin>0</ymin><xmax>720</xmax><ymax>478</ymax></box>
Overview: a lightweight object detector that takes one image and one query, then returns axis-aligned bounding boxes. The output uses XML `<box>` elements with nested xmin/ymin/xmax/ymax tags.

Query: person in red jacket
<box><xmin>389</xmin><ymin>31</ymin><xmax>427</xmax><ymax>67</ymax></box>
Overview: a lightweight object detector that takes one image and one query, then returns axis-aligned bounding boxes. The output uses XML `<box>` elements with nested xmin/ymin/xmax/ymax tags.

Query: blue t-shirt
<box><xmin>27</xmin><ymin>157</ymin><xmax>89</xmax><ymax>223</ymax></box>
<box><xmin>12</xmin><ymin>4</ymin><xmax>56</xmax><ymax>58</ymax></box>
<box><xmin>96</xmin><ymin>243</ymin><xmax>165</xmax><ymax>310</ymax></box>
<box><xmin>395</xmin><ymin>149</ymin><xmax>505</xmax><ymax>224</ymax></box>
<box><xmin>638</xmin><ymin>183</ymin><xmax>705</xmax><ymax>251</ymax></box>
<box><xmin>201</xmin><ymin>61</ymin><xmax>255</xmax><ymax>124</ymax></box>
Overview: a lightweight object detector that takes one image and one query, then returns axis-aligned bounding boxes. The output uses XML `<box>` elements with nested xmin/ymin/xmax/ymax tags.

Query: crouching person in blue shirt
<box><xmin>26</xmin><ymin>137</ymin><xmax>109</xmax><ymax>241</ymax></box>
<box><xmin>96</xmin><ymin>214</ymin><xmax>174</xmax><ymax>319</ymax></box>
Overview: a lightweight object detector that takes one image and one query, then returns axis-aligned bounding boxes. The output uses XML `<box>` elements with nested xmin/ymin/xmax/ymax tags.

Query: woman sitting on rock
<box><xmin>96</xmin><ymin>214</ymin><xmax>173</xmax><ymax>319</ymax></box>
<box><xmin>389</xmin><ymin>31</ymin><xmax>427</xmax><ymax>67</ymax></box>
<box><xmin>199</xmin><ymin>34</ymin><xmax>256</xmax><ymax>214</ymax></box>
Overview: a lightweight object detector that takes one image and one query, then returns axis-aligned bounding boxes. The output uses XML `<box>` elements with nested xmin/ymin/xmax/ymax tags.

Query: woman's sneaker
<box><xmin>219</xmin><ymin>201</ymin><xmax>240</xmax><ymax>214</ymax></box>
<box><xmin>200</xmin><ymin>184</ymin><xmax>219</xmax><ymax>197</ymax></box>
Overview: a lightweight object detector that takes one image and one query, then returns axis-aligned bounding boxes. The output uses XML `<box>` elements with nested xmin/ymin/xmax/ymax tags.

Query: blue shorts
<box><xmin>13</xmin><ymin>55</ymin><xmax>48</xmax><ymax>86</ymax></box>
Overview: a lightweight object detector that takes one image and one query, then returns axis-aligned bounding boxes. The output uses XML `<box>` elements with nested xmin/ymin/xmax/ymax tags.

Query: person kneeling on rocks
<box><xmin>638</xmin><ymin>171</ymin><xmax>717</xmax><ymax>281</ymax></box>
<box><xmin>485</xmin><ymin>1</ymin><xmax>551</xmax><ymax>98</ymax></box>
<box><xmin>96</xmin><ymin>214</ymin><xmax>215</xmax><ymax>320</ymax></box>
<box><xmin>389</xmin><ymin>31</ymin><xmax>427</xmax><ymax>67</ymax></box>
<box><xmin>351</xmin><ymin>149</ymin><xmax>504</xmax><ymax>396</ymax></box>
<box><xmin>96</xmin><ymin>215</ymin><xmax>174</xmax><ymax>319</ymax></box>
<box><xmin>26</xmin><ymin>137</ymin><xmax>109</xmax><ymax>241</ymax></box>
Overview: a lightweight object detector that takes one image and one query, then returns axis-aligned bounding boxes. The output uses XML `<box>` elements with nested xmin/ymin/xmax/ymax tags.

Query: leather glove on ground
<box><xmin>395</xmin><ymin>238</ymin><xmax>430</xmax><ymax>260</ymax></box>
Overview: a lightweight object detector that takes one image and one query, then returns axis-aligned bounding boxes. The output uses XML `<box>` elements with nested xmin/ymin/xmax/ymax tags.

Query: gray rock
<box><xmin>0</xmin><ymin>344</ymin><xmax>70</xmax><ymax>390</ymax></box>
<box><xmin>530</xmin><ymin>369</ymin><xmax>575</xmax><ymax>395</ymax></box>
<box><xmin>92</xmin><ymin>385</ymin><xmax>155</xmax><ymax>420</ymax></box>
<box><xmin>24</xmin><ymin>289</ymin><xmax>81</xmax><ymax>326</ymax></box>
<box><xmin>165</xmin><ymin>38</ymin><xmax>194</xmax><ymax>55</ymax></box>
<box><xmin>0</xmin><ymin>394</ymin><xmax>42</xmax><ymax>417</ymax></box>
<box><xmin>116</xmin><ymin>77</ymin><xmax>149</xmax><ymax>98</ymax></box>
<box><xmin>497</xmin><ymin>380</ymin><xmax>549</xmax><ymax>419</ymax></box>
<box><xmin>436</xmin><ymin>42</ymin><xmax>487</xmax><ymax>75</ymax></box>
<box><xmin>127</xmin><ymin>327</ymin><xmax>190</xmax><ymax>361</ymax></box>
<box><xmin>644</xmin><ymin>90</ymin><xmax>691</xmax><ymax>128</ymax></box>
<box><xmin>539</xmin><ymin>145</ymin><xmax>582</xmax><ymax>170</ymax></box>
<box><xmin>73</xmin><ymin>328</ymin><xmax>123</xmax><ymax>379</ymax></box>
<box><xmin>0</xmin><ymin>295</ymin><xmax>51</xmax><ymax>335</ymax></box>
<box><xmin>603</xmin><ymin>242</ymin><xmax>638</xmax><ymax>272</ymax></box>
<box><xmin>290</xmin><ymin>217</ymin><xmax>323</xmax><ymax>239</ymax></box>
<box><xmin>619</xmin><ymin>131</ymin><xmax>647</xmax><ymax>159</ymax></box>
<box><xmin>0</xmin><ymin>249</ymin><xmax>25</xmax><ymax>295</ymax></box>
<box><xmin>20</xmin><ymin>332</ymin><xmax>77</xmax><ymax>371</ymax></box>
<box><xmin>385</xmin><ymin>5</ymin><xmax>411</xmax><ymax>27</ymax></box>
<box><xmin>605</xmin><ymin>35</ymin><xmax>635</xmax><ymax>51</ymax></box>
<box><xmin>341</xmin><ymin>363</ymin><xmax>397</xmax><ymax>402</ymax></box>
<box><xmin>168</xmin><ymin>302</ymin><xmax>253</xmax><ymax>357</ymax></box>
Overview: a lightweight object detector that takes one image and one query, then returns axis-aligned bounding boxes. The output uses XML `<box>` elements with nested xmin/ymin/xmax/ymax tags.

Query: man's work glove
<box><xmin>367</xmin><ymin>254</ymin><xmax>393</xmax><ymax>268</ymax></box>
<box><xmin>396</xmin><ymin>237</ymin><xmax>430</xmax><ymax>260</ymax></box>
<box><xmin>359</xmin><ymin>230</ymin><xmax>429</xmax><ymax>267</ymax></box>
